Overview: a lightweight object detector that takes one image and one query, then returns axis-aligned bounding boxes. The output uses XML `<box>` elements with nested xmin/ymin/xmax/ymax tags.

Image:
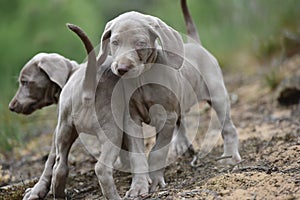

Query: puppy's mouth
<box><xmin>112</xmin><ymin>62</ymin><xmax>144</xmax><ymax>78</ymax></box>
<box><xmin>9</xmin><ymin>102</ymin><xmax>34</xmax><ymax>115</ymax></box>
<box><xmin>22</xmin><ymin>101</ymin><xmax>45</xmax><ymax>115</ymax></box>
<box><xmin>21</xmin><ymin>103</ymin><xmax>36</xmax><ymax>115</ymax></box>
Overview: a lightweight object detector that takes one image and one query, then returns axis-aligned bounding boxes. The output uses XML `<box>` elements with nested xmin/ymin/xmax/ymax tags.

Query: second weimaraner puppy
<box><xmin>82</xmin><ymin>4</ymin><xmax>242</xmax><ymax>193</ymax></box>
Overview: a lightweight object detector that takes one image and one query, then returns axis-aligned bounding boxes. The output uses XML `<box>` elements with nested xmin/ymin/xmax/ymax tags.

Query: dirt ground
<box><xmin>0</xmin><ymin>55</ymin><xmax>299</xmax><ymax>199</ymax></box>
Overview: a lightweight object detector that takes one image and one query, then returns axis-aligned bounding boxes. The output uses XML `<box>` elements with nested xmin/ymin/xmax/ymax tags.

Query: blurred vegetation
<box><xmin>0</xmin><ymin>0</ymin><xmax>300</xmax><ymax>154</ymax></box>
<box><xmin>264</xmin><ymin>68</ymin><xmax>285</xmax><ymax>90</ymax></box>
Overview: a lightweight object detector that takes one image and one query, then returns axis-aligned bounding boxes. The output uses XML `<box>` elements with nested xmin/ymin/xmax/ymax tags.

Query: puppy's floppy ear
<box><xmin>97</xmin><ymin>20</ymin><xmax>114</xmax><ymax>66</ymax></box>
<box><xmin>147</xmin><ymin>16</ymin><xmax>184</xmax><ymax>70</ymax></box>
<box><xmin>37</xmin><ymin>53</ymin><xmax>73</xmax><ymax>88</ymax></box>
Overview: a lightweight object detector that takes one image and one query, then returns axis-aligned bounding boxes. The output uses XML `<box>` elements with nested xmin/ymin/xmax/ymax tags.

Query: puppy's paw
<box><xmin>23</xmin><ymin>184</ymin><xmax>49</xmax><ymax>200</ymax></box>
<box><xmin>149</xmin><ymin>171</ymin><xmax>166</xmax><ymax>192</ymax></box>
<box><xmin>125</xmin><ymin>175</ymin><xmax>150</xmax><ymax>199</ymax></box>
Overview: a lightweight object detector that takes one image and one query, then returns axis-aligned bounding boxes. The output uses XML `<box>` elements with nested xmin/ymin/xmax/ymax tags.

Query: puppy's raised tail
<box><xmin>181</xmin><ymin>0</ymin><xmax>201</xmax><ymax>44</ymax></box>
<box><xmin>67</xmin><ymin>23</ymin><xmax>97</xmax><ymax>105</ymax></box>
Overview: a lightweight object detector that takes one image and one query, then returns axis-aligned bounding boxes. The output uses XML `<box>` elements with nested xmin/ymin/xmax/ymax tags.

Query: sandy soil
<box><xmin>0</xmin><ymin>55</ymin><xmax>299</xmax><ymax>200</ymax></box>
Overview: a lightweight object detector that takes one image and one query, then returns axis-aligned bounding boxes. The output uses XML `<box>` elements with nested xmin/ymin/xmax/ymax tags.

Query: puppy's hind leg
<box><xmin>149</xmin><ymin>111</ymin><xmax>178</xmax><ymax>192</ymax></box>
<box><xmin>210</xmin><ymin>94</ymin><xmax>241</xmax><ymax>164</ymax></box>
<box><xmin>113</xmin><ymin>138</ymin><xmax>131</xmax><ymax>171</ymax></box>
<box><xmin>171</xmin><ymin>116</ymin><xmax>195</xmax><ymax>158</ymax></box>
<box><xmin>51</xmin><ymin>124</ymin><xmax>77</xmax><ymax>199</ymax></box>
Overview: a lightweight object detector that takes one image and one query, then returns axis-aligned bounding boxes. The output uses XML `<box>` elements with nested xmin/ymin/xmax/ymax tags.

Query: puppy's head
<box><xmin>9</xmin><ymin>53</ymin><xmax>74</xmax><ymax>115</ymax></box>
<box><xmin>98</xmin><ymin>11</ymin><xmax>185</xmax><ymax>78</ymax></box>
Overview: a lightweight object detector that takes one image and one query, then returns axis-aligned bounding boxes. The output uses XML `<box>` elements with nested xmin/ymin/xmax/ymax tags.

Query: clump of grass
<box><xmin>264</xmin><ymin>68</ymin><xmax>284</xmax><ymax>90</ymax></box>
<box><xmin>255</xmin><ymin>36</ymin><xmax>283</xmax><ymax>61</ymax></box>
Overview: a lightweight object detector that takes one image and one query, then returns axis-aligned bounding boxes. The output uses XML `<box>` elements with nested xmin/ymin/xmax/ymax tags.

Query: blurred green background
<box><xmin>0</xmin><ymin>0</ymin><xmax>299</xmax><ymax>154</ymax></box>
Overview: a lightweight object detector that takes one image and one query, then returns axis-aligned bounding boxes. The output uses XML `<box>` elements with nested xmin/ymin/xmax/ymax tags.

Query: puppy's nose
<box><xmin>9</xmin><ymin>100</ymin><xmax>17</xmax><ymax>112</ymax></box>
<box><xmin>117</xmin><ymin>64</ymin><xmax>130</xmax><ymax>76</ymax></box>
<box><xmin>9</xmin><ymin>105</ymin><xmax>15</xmax><ymax>112</ymax></box>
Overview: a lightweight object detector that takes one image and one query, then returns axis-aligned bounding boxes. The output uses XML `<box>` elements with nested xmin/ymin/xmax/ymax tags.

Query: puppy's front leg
<box><xmin>148</xmin><ymin>111</ymin><xmax>177</xmax><ymax>192</ymax></box>
<box><xmin>124</xmin><ymin>121</ymin><xmax>150</xmax><ymax>198</ymax></box>
<box><xmin>95</xmin><ymin>140</ymin><xmax>121</xmax><ymax>200</ymax></box>
<box><xmin>23</xmin><ymin>131</ymin><xmax>57</xmax><ymax>200</ymax></box>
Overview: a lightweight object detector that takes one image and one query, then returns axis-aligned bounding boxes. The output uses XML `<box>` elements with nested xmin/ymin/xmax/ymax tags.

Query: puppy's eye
<box><xmin>111</xmin><ymin>40</ymin><xmax>119</xmax><ymax>46</ymax></box>
<box><xmin>21</xmin><ymin>80</ymin><xmax>29</xmax><ymax>86</ymax></box>
<box><xmin>136</xmin><ymin>41</ymin><xmax>146</xmax><ymax>48</ymax></box>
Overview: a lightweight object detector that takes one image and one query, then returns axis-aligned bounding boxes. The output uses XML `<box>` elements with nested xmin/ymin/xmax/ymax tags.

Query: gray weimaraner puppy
<box><xmin>10</xmin><ymin>25</ymin><xmax>142</xmax><ymax>199</ymax></box>
<box><xmin>82</xmin><ymin>3</ymin><xmax>241</xmax><ymax>193</ymax></box>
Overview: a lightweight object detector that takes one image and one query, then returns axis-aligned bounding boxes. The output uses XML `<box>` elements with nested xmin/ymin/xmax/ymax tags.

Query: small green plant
<box><xmin>264</xmin><ymin>69</ymin><xmax>284</xmax><ymax>90</ymax></box>
<box><xmin>256</xmin><ymin>36</ymin><xmax>283</xmax><ymax>61</ymax></box>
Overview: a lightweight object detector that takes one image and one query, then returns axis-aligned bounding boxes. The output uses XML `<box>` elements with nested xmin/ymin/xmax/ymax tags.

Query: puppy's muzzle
<box><xmin>117</xmin><ymin>63</ymin><xmax>133</xmax><ymax>76</ymax></box>
<box><xmin>9</xmin><ymin>99</ymin><xmax>18</xmax><ymax>112</ymax></box>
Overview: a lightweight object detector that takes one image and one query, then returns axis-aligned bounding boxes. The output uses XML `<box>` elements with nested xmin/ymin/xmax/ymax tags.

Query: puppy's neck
<box><xmin>53</xmin><ymin>87</ymin><xmax>61</xmax><ymax>104</ymax></box>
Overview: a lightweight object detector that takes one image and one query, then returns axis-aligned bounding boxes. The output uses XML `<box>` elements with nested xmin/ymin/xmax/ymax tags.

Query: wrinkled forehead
<box><xmin>19</xmin><ymin>60</ymin><xmax>34</xmax><ymax>78</ymax></box>
<box><xmin>111</xmin><ymin>19</ymin><xmax>150</xmax><ymax>38</ymax></box>
<box><xmin>19</xmin><ymin>60</ymin><xmax>41</xmax><ymax>81</ymax></box>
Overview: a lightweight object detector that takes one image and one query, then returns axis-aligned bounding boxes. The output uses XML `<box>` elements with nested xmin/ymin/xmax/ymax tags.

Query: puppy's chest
<box><xmin>129</xmin><ymin>84</ymin><xmax>180</xmax><ymax>122</ymax></box>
